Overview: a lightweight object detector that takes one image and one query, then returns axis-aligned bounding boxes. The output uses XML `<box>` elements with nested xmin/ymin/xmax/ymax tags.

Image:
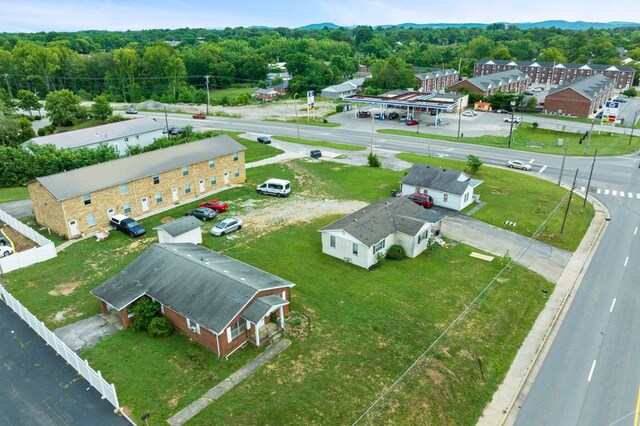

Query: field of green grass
<box><xmin>0</xmin><ymin>187</ymin><xmax>29</xmax><ymax>202</ymax></box>
<box><xmin>264</xmin><ymin>117</ymin><xmax>341</xmax><ymax>127</ymax></box>
<box><xmin>380</xmin><ymin>122</ymin><xmax>640</xmax><ymax>156</ymax></box>
<box><xmin>5</xmin><ymin>157</ymin><xmax>590</xmax><ymax>424</ymax></box>
<box><xmin>274</xmin><ymin>135</ymin><xmax>365</xmax><ymax>151</ymax></box>
<box><xmin>209</xmin><ymin>87</ymin><xmax>257</xmax><ymax>102</ymax></box>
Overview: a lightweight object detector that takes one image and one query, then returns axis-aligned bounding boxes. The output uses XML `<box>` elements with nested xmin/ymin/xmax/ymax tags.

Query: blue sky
<box><xmin>2</xmin><ymin>0</ymin><xmax>638</xmax><ymax>32</ymax></box>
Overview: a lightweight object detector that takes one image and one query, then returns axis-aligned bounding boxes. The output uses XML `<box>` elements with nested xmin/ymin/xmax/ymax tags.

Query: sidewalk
<box><xmin>477</xmin><ymin>199</ymin><xmax>609</xmax><ymax>426</ymax></box>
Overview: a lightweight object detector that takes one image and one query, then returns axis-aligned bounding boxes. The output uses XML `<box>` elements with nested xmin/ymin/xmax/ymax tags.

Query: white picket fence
<box><xmin>0</xmin><ymin>285</ymin><xmax>121</xmax><ymax>412</ymax></box>
<box><xmin>0</xmin><ymin>208</ymin><xmax>57</xmax><ymax>274</ymax></box>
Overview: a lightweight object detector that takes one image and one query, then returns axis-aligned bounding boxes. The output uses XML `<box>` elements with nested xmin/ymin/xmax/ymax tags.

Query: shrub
<box><xmin>531</xmin><ymin>122</ymin><xmax>539</xmax><ymax>129</ymax></box>
<box><xmin>147</xmin><ymin>317</ymin><xmax>174</xmax><ymax>338</ymax></box>
<box><xmin>129</xmin><ymin>296</ymin><xmax>160</xmax><ymax>332</ymax></box>
<box><xmin>386</xmin><ymin>244</ymin><xmax>406</xmax><ymax>260</ymax></box>
<box><xmin>374</xmin><ymin>251</ymin><xmax>386</xmax><ymax>268</ymax></box>
<box><xmin>336</xmin><ymin>105</ymin><xmax>345</xmax><ymax>113</ymax></box>
<box><xmin>368</xmin><ymin>152</ymin><xmax>381</xmax><ymax>167</ymax></box>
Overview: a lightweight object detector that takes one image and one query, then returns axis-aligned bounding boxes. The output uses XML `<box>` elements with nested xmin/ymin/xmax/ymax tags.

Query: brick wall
<box><xmin>28</xmin><ymin>181</ymin><xmax>68</xmax><ymax>237</ymax></box>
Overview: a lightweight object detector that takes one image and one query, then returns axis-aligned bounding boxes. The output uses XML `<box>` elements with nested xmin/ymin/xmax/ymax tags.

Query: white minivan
<box><xmin>256</xmin><ymin>178</ymin><xmax>291</xmax><ymax>197</ymax></box>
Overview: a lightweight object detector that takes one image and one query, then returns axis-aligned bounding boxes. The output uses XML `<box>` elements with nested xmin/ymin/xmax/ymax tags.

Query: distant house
<box><xmin>274</xmin><ymin>80</ymin><xmax>291</xmax><ymax>95</ymax></box>
<box><xmin>321</xmin><ymin>78</ymin><xmax>365</xmax><ymax>99</ymax></box>
<box><xmin>154</xmin><ymin>216</ymin><xmax>203</xmax><ymax>245</ymax></box>
<box><xmin>91</xmin><ymin>243</ymin><xmax>295</xmax><ymax>357</ymax></box>
<box><xmin>448</xmin><ymin>70</ymin><xmax>530</xmax><ymax>97</ymax></box>
<box><xmin>265</xmin><ymin>72</ymin><xmax>291</xmax><ymax>85</ymax></box>
<box><xmin>415</xmin><ymin>68</ymin><xmax>460</xmax><ymax>92</ymax></box>
<box><xmin>319</xmin><ymin>197</ymin><xmax>444</xmax><ymax>269</ymax></box>
<box><xmin>255</xmin><ymin>87</ymin><xmax>279</xmax><ymax>101</ymax></box>
<box><xmin>544</xmin><ymin>75</ymin><xmax>615</xmax><ymax>117</ymax></box>
<box><xmin>400</xmin><ymin>164</ymin><xmax>483</xmax><ymax>211</ymax></box>
<box><xmin>28</xmin><ymin>135</ymin><xmax>246</xmax><ymax>239</ymax></box>
<box><xmin>22</xmin><ymin>117</ymin><xmax>165</xmax><ymax>155</ymax></box>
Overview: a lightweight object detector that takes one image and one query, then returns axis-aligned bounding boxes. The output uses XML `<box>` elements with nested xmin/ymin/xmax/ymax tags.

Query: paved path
<box><xmin>54</xmin><ymin>314</ymin><xmax>121</xmax><ymax>353</ymax></box>
<box><xmin>167</xmin><ymin>339</ymin><xmax>291</xmax><ymax>426</ymax></box>
<box><xmin>0</xmin><ymin>199</ymin><xmax>32</xmax><ymax>219</ymax></box>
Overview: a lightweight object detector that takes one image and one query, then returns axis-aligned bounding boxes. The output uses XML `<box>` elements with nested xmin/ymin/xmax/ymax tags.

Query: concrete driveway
<box><xmin>0</xmin><ymin>199</ymin><xmax>33</xmax><ymax>219</ymax></box>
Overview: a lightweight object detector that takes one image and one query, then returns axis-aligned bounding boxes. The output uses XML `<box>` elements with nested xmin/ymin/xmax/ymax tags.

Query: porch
<box><xmin>247</xmin><ymin>322</ymin><xmax>283</xmax><ymax>348</ymax></box>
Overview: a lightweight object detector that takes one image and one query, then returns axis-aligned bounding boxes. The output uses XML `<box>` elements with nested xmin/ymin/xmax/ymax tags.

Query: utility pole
<box><xmin>561</xmin><ymin>169</ymin><xmax>579</xmax><ymax>234</ymax></box>
<box><xmin>557</xmin><ymin>142</ymin><xmax>568</xmax><ymax>186</ymax></box>
<box><xmin>457</xmin><ymin>101</ymin><xmax>462</xmax><ymax>138</ymax></box>
<box><xmin>508</xmin><ymin>100</ymin><xmax>516</xmax><ymax>148</ymax></box>
<box><xmin>2</xmin><ymin>73</ymin><xmax>12</xmax><ymax>99</ymax></box>
<box><xmin>629</xmin><ymin>109</ymin><xmax>639</xmax><ymax>146</ymax></box>
<box><xmin>584</xmin><ymin>119</ymin><xmax>596</xmax><ymax>154</ymax></box>
<box><xmin>583</xmin><ymin>149</ymin><xmax>597</xmax><ymax>208</ymax></box>
<box><xmin>293</xmin><ymin>93</ymin><xmax>300</xmax><ymax>139</ymax></box>
<box><xmin>164</xmin><ymin>107</ymin><xmax>170</xmax><ymax>138</ymax></box>
<box><xmin>370</xmin><ymin>112</ymin><xmax>375</xmax><ymax>154</ymax></box>
<box><xmin>204</xmin><ymin>75</ymin><xmax>210</xmax><ymax>115</ymax></box>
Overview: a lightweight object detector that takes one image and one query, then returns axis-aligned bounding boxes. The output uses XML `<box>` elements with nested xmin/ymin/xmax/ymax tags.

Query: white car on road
<box><xmin>504</xmin><ymin>116</ymin><xmax>522</xmax><ymax>123</ymax></box>
<box><xmin>462</xmin><ymin>110</ymin><xmax>478</xmax><ymax>117</ymax></box>
<box><xmin>507</xmin><ymin>160</ymin><xmax>531</xmax><ymax>171</ymax></box>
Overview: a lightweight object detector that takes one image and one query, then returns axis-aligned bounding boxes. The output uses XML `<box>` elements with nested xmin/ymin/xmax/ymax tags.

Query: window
<box><xmin>155</xmin><ymin>192</ymin><xmax>163</xmax><ymax>203</ymax></box>
<box><xmin>373</xmin><ymin>239</ymin><xmax>386</xmax><ymax>254</ymax></box>
<box><xmin>233</xmin><ymin>152</ymin><xmax>238</xmax><ymax>161</ymax></box>
<box><xmin>152</xmin><ymin>175</ymin><xmax>160</xmax><ymax>185</ymax></box>
<box><xmin>184</xmin><ymin>183</ymin><xmax>191</xmax><ymax>194</ymax></box>
<box><xmin>120</xmin><ymin>183</ymin><xmax>127</xmax><ymax>195</ymax></box>
<box><xmin>210</xmin><ymin>175</ymin><xmax>217</xmax><ymax>186</ymax></box>
<box><xmin>418</xmin><ymin>229</ymin><xmax>428</xmax><ymax>244</ymax></box>
<box><xmin>186</xmin><ymin>318</ymin><xmax>200</xmax><ymax>335</ymax></box>
<box><xmin>464</xmin><ymin>192</ymin><xmax>469</xmax><ymax>202</ymax></box>
<box><xmin>352</xmin><ymin>243</ymin><xmax>359</xmax><ymax>255</ymax></box>
<box><xmin>330</xmin><ymin>235</ymin><xmax>336</xmax><ymax>248</ymax></box>
<box><xmin>234</xmin><ymin>168</ymin><xmax>240</xmax><ymax>177</ymax></box>
<box><xmin>87</xmin><ymin>213</ymin><xmax>96</xmax><ymax>227</ymax></box>
<box><xmin>443</xmin><ymin>193</ymin><xmax>448</xmax><ymax>202</ymax></box>
<box><xmin>123</xmin><ymin>202</ymin><xmax>131</xmax><ymax>214</ymax></box>
<box><xmin>135</xmin><ymin>135</ymin><xmax>139</xmax><ymax>140</ymax></box>
<box><xmin>209</xmin><ymin>160</ymin><xmax>215</xmax><ymax>169</ymax></box>
<box><xmin>182</xmin><ymin>166</ymin><xmax>189</xmax><ymax>176</ymax></box>
<box><xmin>230</xmin><ymin>319</ymin><xmax>247</xmax><ymax>339</ymax></box>
<box><xmin>82</xmin><ymin>194</ymin><xmax>91</xmax><ymax>205</ymax></box>
<box><xmin>124</xmin><ymin>137</ymin><xmax>129</xmax><ymax>142</ymax></box>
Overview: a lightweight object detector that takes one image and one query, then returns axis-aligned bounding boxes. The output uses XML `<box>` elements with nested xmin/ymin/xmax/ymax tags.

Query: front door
<box><xmin>199</xmin><ymin>179</ymin><xmax>205</xmax><ymax>193</ymax></box>
<box><xmin>68</xmin><ymin>219</ymin><xmax>80</xmax><ymax>237</ymax></box>
<box><xmin>171</xmin><ymin>188</ymin><xmax>179</xmax><ymax>202</ymax></box>
<box><xmin>106</xmin><ymin>207</ymin><xmax>115</xmax><ymax>220</ymax></box>
<box><xmin>141</xmin><ymin>197</ymin><xmax>149</xmax><ymax>212</ymax></box>
<box><xmin>224</xmin><ymin>172</ymin><xmax>230</xmax><ymax>185</ymax></box>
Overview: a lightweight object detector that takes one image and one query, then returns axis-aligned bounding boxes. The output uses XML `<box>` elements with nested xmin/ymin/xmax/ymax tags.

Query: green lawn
<box><xmin>231</xmin><ymin>133</ymin><xmax>284</xmax><ymax>163</ymax></box>
<box><xmin>0</xmin><ymin>187</ymin><xmax>29</xmax><ymax>202</ymax></box>
<box><xmin>397</xmin><ymin>154</ymin><xmax>593</xmax><ymax>251</ymax></box>
<box><xmin>380</xmin><ymin>122</ymin><xmax>640</xmax><ymax>156</ymax></box>
<box><xmin>273</xmin><ymin>135</ymin><xmax>366</xmax><ymax>151</ymax></box>
<box><xmin>264</xmin><ymin>117</ymin><xmax>341</xmax><ymax>127</ymax></box>
<box><xmin>209</xmin><ymin>87</ymin><xmax>257</xmax><ymax>102</ymax></box>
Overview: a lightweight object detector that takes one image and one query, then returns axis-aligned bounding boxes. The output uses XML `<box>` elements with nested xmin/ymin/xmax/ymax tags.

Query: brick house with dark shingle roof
<box><xmin>91</xmin><ymin>243</ymin><xmax>294</xmax><ymax>357</ymax></box>
<box><xmin>448</xmin><ymin>70</ymin><xmax>530</xmax><ymax>97</ymax></box>
<box><xmin>543</xmin><ymin>75</ymin><xmax>615</xmax><ymax>117</ymax></box>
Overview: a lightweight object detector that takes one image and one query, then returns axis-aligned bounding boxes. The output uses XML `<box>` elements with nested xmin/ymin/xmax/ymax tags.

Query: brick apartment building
<box><xmin>474</xmin><ymin>60</ymin><xmax>635</xmax><ymax>90</ymax></box>
<box><xmin>415</xmin><ymin>69</ymin><xmax>460</xmax><ymax>92</ymax></box>
<box><xmin>544</xmin><ymin>75</ymin><xmax>615</xmax><ymax>117</ymax></box>
<box><xmin>28</xmin><ymin>135</ymin><xmax>246</xmax><ymax>239</ymax></box>
<box><xmin>448</xmin><ymin>70</ymin><xmax>530</xmax><ymax>97</ymax></box>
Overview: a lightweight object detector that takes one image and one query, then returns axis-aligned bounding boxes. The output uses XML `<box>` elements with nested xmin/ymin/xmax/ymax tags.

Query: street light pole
<box><xmin>293</xmin><ymin>93</ymin><xmax>300</xmax><ymax>139</ymax></box>
<box><xmin>584</xmin><ymin>118</ymin><xmax>596</xmax><ymax>154</ymax></box>
<box><xmin>629</xmin><ymin>109</ymin><xmax>639</xmax><ymax>146</ymax></box>
<box><xmin>508</xmin><ymin>100</ymin><xmax>516</xmax><ymax>148</ymax></box>
<box><xmin>457</xmin><ymin>101</ymin><xmax>462</xmax><ymax>138</ymax></box>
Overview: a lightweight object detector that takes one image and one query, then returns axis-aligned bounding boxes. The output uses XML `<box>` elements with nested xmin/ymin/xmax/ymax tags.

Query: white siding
<box><xmin>401</xmin><ymin>183</ymin><xmax>466</xmax><ymax>211</ymax></box>
<box><xmin>320</xmin><ymin>231</ymin><xmax>370</xmax><ymax>269</ymax></box>
<box><xmin>156</xmin><ymin>228</ymin><xmax>202</xmax><ymax>245</ymax></box>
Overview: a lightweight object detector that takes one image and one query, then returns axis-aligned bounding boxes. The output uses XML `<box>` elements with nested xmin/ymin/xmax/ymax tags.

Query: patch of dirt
<box><xmin>50</xmin><ymin>306</ymin><xmax>84</xmax><ymax>323</ymax></box>
<box><xmin>48</xmin><ymin>280</ymin><xmax>83</xmax><ymax>296</ymax></box>
<box><xmin>167</xmin><ymin>397</ymin><xmax>179</xmax><ymax>409</ymax></box>
<box><xmin>1</xmin><ymin>222</ymin><xmax>39</xmax><ymax>252</ymax></box>
<box><xmin>285</xmin><ymin>311</ymin><xmax>310</xmax><ymax>341</ymax></box>
<box><xmin>160</xmin><ymin>216</ymin><xmax>175</xmax><ymax>224</ymax></box>
<box><xmin>425</xmin><ymin>368</ymin><xmax>445</xmax><ymax>385</ymax></box>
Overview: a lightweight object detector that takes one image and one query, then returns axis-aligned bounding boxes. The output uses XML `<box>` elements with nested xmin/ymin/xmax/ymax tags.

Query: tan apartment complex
<box><xmin>28</xmin><ymin>135</ymin><xmax>246</xmax><ymax>239</ymax></box>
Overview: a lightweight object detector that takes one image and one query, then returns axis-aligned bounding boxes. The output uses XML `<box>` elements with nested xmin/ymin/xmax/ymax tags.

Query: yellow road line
<box><xmin>634</xmin><ymin>383</ymin><xmax>640</xmax><ymax>426</ymax></box>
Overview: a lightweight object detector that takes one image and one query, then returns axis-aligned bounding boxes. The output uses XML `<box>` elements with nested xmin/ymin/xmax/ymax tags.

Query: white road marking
<box><xmin>625</xmin><ymin>256</ymin><xmax>629</xmax><ymax>267</ymax></box>
<box><xmin>530</xmin><ymin>159</ymin><xmax>535</xmax><ymax>164</ymax></box>
<box><xmin>620</xmin><ymin>191</ymin><xmax>626</xmax><ymax>197</ymax></box>
<box><xmin>613</xmin><ymin>190</ymin><xmax>618</xmax><ymax>196</ymax></box>
<box><xmin>610</xmin><ymin>298</ymin><xmax>617</xmax><ymax>312</ymax></box>
<box><xmin>629</xmin><ymin>192</ymin><xmax>634</xmax><ymax>198</ymax></box>
<box><xmin>581</xmin><ymin>186</ymin><xmax>586</xmax><ymax>192</ymax></box>
<box><xmin>538</xmin><ymin>165</ymin><xmax>547</xmax><ymax>174</ymax></box>
<box><xmin>588</xmin><ymin>360</ymin><xmax>597</xmax><ymax>382</ymax></box>
<box><xmin>637</xmin><ymin>194</ymin><xmax>640</xmax><ymax>199</ymax></box>
<box><xmin>597</xmin><ymin>188</ymin><xmax>601</xmax><ymax>194</ymax></box>
<box><xmin>605</xmin><ymin>189</ymin><xmax>610</xmax><ymax>195</ymax></box>
<box><xmin>635</xmin><ymin>227</ymin><xmax>638</xmax><ymax>235</ymax></box>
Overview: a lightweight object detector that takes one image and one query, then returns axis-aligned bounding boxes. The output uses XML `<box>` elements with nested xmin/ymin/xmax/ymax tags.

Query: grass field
<box><xmin>0</xmin><ymin>187</ymin><xmax>30</xmax><ymax>202</ymax></box>
<box><xmin>6</xmin><ymin>158</ymin><xmax>589</xmax><ymax>424</ymax></box>
<box><xmin>264</xmin><ymin>117</ymin><xmax>341</xmax><ymax>127</ymax></box>
<box><xmin>274</xmin><ymin>135</ymin><xmax>366</xmax><ymax>151</ymax></box>
<box><xmin>380</xmin><ymin>122</ymin><xmax>640</xmax><ymax>156</ymax></box>
<box><xmin>209</xmin><ymin>87</ymin><xmax>257</xmax><ymax>102</ymax></box>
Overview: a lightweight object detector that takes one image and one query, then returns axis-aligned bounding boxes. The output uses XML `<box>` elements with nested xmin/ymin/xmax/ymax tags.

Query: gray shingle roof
<box><xmin>153</xmin><ymin>216</ymin><xmax>203</xmax><ymax>237</ymax></box>
<box><xmin>415</xmin><ymin>68</ymin><xmax>458</xmax><ymax>80</ymax></box>
<box><xmin>547</xmin><ymin>75</ymin><xmax>614</xmax><ymax>101</ymax></box>
<box><xmin>90</xmin><ymin>243</ymin><xmax>295</xmax><ymax>334</ymax></box>
<box><xmin>25</xmin><ymin>117</ymin><xmax>164</xmax><ymax>150</ymax></box>
<box><xmin>401</xmin><ymin>164</ymin><xmax>481</xmax><ymax>195</ymax></box>
<box><xmin>322</xmin><ymin>78</ymin><xmax>365</xmax><ymax>94</ymax></box>
<box><xmin>36</xmin><ymin>135</ymin><xmax>246</xmax><ymax>201</ymax></box>
<box><xmin>461</xmin><ymin>70</ymin><xmax>529</xmax><ymax>91</ymax></box>
<box><xmin>319</xmin><ymin>197</ymin><xmax>444</xmax><ymax>247</ymax></box>
<box><xmin>476</xmin><ymin>59</ymin><xmax>636</xmax><ymax>72</ymax></box>
<box><xmin>241</xmin><ymin>295</ymin><xmax>288</xmax><ymax>324</ymax></box>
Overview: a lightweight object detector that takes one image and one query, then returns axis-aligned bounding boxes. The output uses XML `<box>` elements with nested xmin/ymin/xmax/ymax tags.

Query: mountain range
<box><xmin>297</xmin><ymin>20</ymin><xmax>640</xmax><ymax>30</ymax></box>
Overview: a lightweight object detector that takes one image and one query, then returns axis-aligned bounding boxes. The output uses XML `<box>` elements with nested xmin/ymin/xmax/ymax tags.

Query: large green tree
<box><xmin>367</xmin><ymin>57</ymin><xmax>417</xmax><ymax>91</ymax></box>
<box><xmin>17</xmin><ymin>89</ymin><xmax>40</xmax><ymax>115</ymax></box>
<box><xmin>45</xmin><ymin>89</ymin><xmax>83</xmax><ymax>126</ymax></box>
<box><xmin>90</xmin><ymin>94</ymin><xmax>112</xmax><ymax>120</ymax></box>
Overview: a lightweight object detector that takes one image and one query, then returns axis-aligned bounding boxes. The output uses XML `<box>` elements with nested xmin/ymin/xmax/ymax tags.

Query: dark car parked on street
<box><xmin>257</xmin><ymin>136</ymin><xmax>271</xmax><ymax>144</ymax></box>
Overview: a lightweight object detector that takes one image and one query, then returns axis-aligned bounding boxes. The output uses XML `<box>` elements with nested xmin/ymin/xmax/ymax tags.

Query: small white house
<box><xmin>321</xmin><ymin>78</ymin><xmax>366</xmax><ymax>99</ymax></box>
<box><xmin>22</xmin><ymin>117</ymin><xmax>165</xmax><ymax>155</ymax></box>
<box><xmin>154</xmin><ymin>216</ymin><xmax>203</xmax><ymax>244</ymax></box>
<box><xmin>319</xmin><ymin>197</ymin><xmax>443</xmax><ymax>269</ymax></box>
<box><xmin>401</xmin><ymin>164</ymin><xmax>483</xmax><ymax>211</ymax></box>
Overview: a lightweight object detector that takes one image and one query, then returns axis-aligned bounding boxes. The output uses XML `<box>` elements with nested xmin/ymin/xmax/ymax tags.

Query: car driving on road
<box><xmin>504</xmin><ymin>116</ymin><xmax>521</xmax><ymax>123</ymax></box>
<box><xmin>507</xmin><ymin>160</ymin><xmax>531</xmax><ymax>171</ymax></box>
<box><xmin>462</xmin><ymin>110</ymin><xmax>477</xmax><ymax>117</ymax></box>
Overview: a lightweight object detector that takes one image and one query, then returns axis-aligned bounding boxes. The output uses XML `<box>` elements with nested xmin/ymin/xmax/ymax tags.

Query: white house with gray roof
<box><xmin>400</xmin><ymin>164</ymin><xmax>483</xmax><ymax>211</ymax></box>
<box><xmin>23</xmin><ymin>117</ymin><xmax>165</xmax><ymax>154</ymax></box>
<box><xmin>319</xmin><ymin>197</ymin><xmax>444</xmax><ymax>269</ymax></box>
<box><xmin>321</xmin><ymin>78</ymin><xmax>366</xmax><ymax>99</ymax></box>
<box><xmin>154</xmin><ymin>216</ymin><xmax>203</xmax><ymax>244</ymax></box>
<box><xmin>91</xmin><ymin>243</ymin><xmax>295</xmax><ymax>357</ymax></box>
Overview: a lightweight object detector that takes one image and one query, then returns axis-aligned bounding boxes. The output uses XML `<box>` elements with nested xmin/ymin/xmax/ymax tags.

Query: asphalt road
<box><xmin>0</xmin><ymin>302</ymin><xmax>129</xmax><ymax>426</ymax></box>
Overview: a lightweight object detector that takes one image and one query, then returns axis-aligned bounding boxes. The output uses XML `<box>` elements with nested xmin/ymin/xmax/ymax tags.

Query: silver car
<box><xmin>210</xmin><ymin>218</ymin><xmax>243</xmax><ymax>236</ymax></box>
<box><xmin>507</xmin><ymin>160</ymin><xmax>531</xmax><ymax>171</ymax></box>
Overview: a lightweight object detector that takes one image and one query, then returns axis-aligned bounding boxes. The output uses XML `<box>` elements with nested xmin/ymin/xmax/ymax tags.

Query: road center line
<box><xmin>538</xmin><ymin>165</ymin><xmax>547</xmax><ymax>174</ymax></box>
<box><xmin>588</xmin><ymin>360</ymin><xmax>597</xmax><ymax>382</ymax></box>
<box><xmin>625</xmin><ymin>257</ymin><xmax>629</xmax><ymax>267</ymax></box>
<box><xmin>635</xmin><ymin>227</ymin><xmax>638</xmax><ymax>236</ymax></box>
<box><xmin>610</xmin><ymin>298</ymin><xmax>617</xmax><ymax>312</ymax></box>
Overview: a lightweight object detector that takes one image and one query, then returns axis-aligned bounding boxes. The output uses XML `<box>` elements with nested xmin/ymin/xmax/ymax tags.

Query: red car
<box><xmin>193</xmin><ymin>113</ymin><xmax>207</xmax><ymax>119</ymax></box>
<box><xmin>357</xmin><ymin>111</ymin><xmax>371</xmax><ymax>118</ymax></box>
<box><xmin>198</xmin><ymin>199</ymin><xmax>228</xmax><ymax>212</ymax></box>
<box><xmin>405</xmin><ymin>119</ymin><xmax>420</xmax><ymax>126</ymax></box>
<box><xmin>406</xmin><ymin>193</ymin><xmax>433</xmax><ymax>208</ymax></box>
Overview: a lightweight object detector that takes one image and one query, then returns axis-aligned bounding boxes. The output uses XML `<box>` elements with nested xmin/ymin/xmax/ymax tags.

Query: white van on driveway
<box><xmin>256</xmin><ymin>178</ymin><xmax>291</xmax><ymax>197</ymax></box>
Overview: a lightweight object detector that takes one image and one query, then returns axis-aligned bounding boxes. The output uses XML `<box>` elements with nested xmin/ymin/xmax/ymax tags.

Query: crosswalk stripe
<box><xmin>629</xmin><ymin>192</ymin><xmax>633</xmax><ymax>198</ymax></box>
<box><xmin>620</xmin><ymin>191</ymin><xmax>626</xmax><ymax>197</ymax></box>
<box><xmin>637</xmin><ymin>194</ymin><xmax>640</xmax><ymax>199</ymax></box>
<box><xmin>597</xmin><ymin>188</ymin><xmax>601</xmax><ymax>194</ymax></box>
<box><xmin>612</xmin><ymin>190</ymin><xmax>617</xmax><ymax>196</ymax></box>
<box><xmin>605</xmin><ymin>189</ymin><xmax>610</xmax><ymax>195</ymax></box>
<box><xmin>581</xmin><ymin>186</ymin><xmax>586</xmax><ymax>192</ymax></box>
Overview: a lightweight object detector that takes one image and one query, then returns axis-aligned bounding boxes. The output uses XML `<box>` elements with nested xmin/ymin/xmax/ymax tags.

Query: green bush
<box><xmin>147</xmin><ymin>317</ymin><xmax>174</xmax><ymax>338</ymax></box>
<box><xmin>386</xmin><ymin>244</ymin><xmax>406</xmax><ymax>260</ymax></box>
<box><xmin>129</xmin><ymin>296</ymin><xmax>160</xmax><ymax>332</ymax></box>
<box><xmin>368</xmin><ymin>152</ymin><xmax>381</xmax><ymax>167</ymax></box>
